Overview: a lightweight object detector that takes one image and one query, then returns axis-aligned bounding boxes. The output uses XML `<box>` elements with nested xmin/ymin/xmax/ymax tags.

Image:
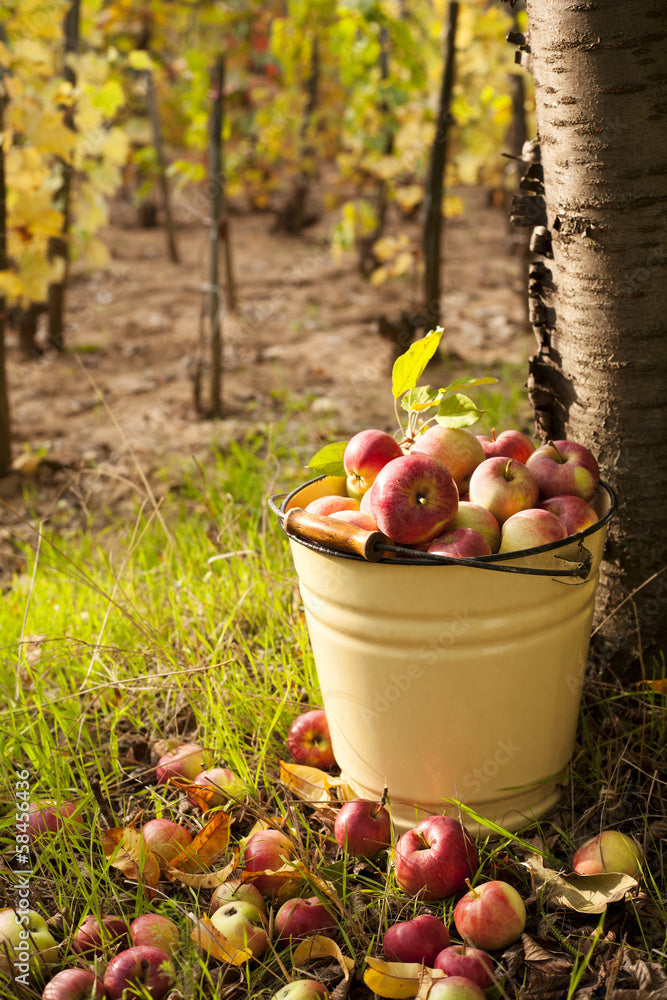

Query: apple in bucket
<box><xmin>410</xmin><ymin>425</ymin><xmax>485</xmax><ymax>494</ymax></box>
<box><xmin>468</xmin><ymin>458</ymin><xmax>539</xmax><ymax>526</ymax></box>
<box><xmin>526</xmin><ymin>440</ymin><xmax>600</xmax><ymax>502</ymax></box>
<box><xmin>343</xmin><ymin>429</ymin><xmax>403</xmax><ymax>499</ymax></box>
<box><xmin>370</xmin><ymin>453</ymin><xmax>459</xmax><ymax>546</ymax></box>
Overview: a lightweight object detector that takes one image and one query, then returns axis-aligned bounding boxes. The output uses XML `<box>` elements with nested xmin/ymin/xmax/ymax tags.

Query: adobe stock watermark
<box><xmin>359</xmin><ymin>662</ymin><xmax>425</xmax><ymax>724</ymax></box>
<box><xmin>11</xmin><ymin>768</ymin><xmax>34</xmax><ymax>988</ymax></box>
<box><xmin>459</xmin><ymin>738</ymin><xmax>523</xmax><ymax>798</ymax></box>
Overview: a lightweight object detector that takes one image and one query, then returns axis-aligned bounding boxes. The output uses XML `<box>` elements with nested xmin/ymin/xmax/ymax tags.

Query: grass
<box><xmin>0</xmin><ymin>407</ymin><xmax>665</xmax><ymax>1000</ymax></box>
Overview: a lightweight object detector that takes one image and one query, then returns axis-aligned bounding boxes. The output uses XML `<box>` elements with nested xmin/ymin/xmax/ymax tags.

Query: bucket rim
<box><xmin>269</xmin><ymin>476</ymin><xmax>617</xmax><ymax>571</ymax></box>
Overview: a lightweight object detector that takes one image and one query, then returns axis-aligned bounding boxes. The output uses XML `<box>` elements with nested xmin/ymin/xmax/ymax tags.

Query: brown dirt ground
<box><xmin>1</xmin><ymin>185</ymin><xmax>532</xmax><ymax>575</ymax></box>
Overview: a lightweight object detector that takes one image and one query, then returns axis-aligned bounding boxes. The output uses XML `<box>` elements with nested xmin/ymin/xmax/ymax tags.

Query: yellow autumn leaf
<box><xmin>279</xmin><ymin>760</ymin><xmax>342</xmax><ymax>803</ymax></box>
<box><xmin>389</xmin><ymin>250</ymin><xmax>414</xmax><ymax>278</ymax></box>
<box><xmin>363</xmin><ymin>957</ymin><xmax>444</xmax><ymax>999</ymax></box>
<box><xmin>100</xmin><ymin>825</ymin><xmax>160</xmax><ymax>900</ymax></box>
<box><xmin>370</xmin><ymin>265</ymin><xmax>390</xmax><ymax>287</ymax></box>
<box><xmin>25</xmin><ymin>110</ymin><xmax>76</xmax><ymax>160</ymax></box>
<box><xmin>128</xmin><ymin>50</ymin><xmax>154</xmax><ymax>72</ymax></box>
<box><xmin>523</xmin><ymin>854</ymin><xmax>639</xmax><ymax>913</ymax></box>
<box><xmin>292</xmin><ymin>935</ymin><xmax>355</xmax><ymax>980</ymax></box>
<box><xmin>395</xmin><ymin>185</ymin><xmax>423</xmax><ymax>213</ymax></box>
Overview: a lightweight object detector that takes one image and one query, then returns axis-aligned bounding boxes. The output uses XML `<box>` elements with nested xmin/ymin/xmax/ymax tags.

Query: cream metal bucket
<box><xmin>271</xmin><ymin>477</ymin><xmax>616</xmax><ymax>835</ymax></box>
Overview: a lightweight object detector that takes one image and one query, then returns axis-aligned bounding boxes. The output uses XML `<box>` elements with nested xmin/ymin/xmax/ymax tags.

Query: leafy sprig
<box><xmin>308</xmin><ymin>328</ymin><xmax>497</xmax><ymax>476</ymax></box>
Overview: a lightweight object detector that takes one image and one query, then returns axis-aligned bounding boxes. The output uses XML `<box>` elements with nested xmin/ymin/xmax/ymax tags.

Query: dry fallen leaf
<box><xmin>167</xmin><ymin>853</ymin><xmax>239</xmax><ymax>889</ymax></box>
<box><xmin>363</xmin><ymin>957</ymin><xmax>445</xmax><ymax>999</ymax></box>
<box><xmin>279</xmin><ymin>760</ymin><xmax>345</xmax><ymax>802</ymax></box>
<box><xmin>524</xmin><ymin>854</ymin><xmax>638</xmax><ymax>913</ymax></box>
<box><xmin>169</xmin><ymin>810</ymin><xmax>231</xmax><ymax>873</ymax></box>
<box><xmin>292</xmin><ymin>934</ymin><xmax>355</xmax><ymax>980</ymax></box>
<box><xmin>100</xmin><ymin>825</ymin><xmax>160</xmax><ymax>899</ymax></box>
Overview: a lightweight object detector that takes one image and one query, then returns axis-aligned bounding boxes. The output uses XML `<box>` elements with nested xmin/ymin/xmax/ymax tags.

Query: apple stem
<box><xmin>465</xmin><ymin>878</ymin><xmax>479</xmax><ymax>898</ymax></box>
<box><xmin>503</xmin><ymin>459</ymin><xmax>513</xmax><ymax>481</ymax></box>
<box><xmin>547</xmin><ymin>439</ymin><xmax>564</xmax><ymax>463</ymax></box>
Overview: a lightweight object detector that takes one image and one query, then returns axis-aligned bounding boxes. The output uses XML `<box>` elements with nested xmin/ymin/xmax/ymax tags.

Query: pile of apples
<box><xmin>307</xmin><ymin>425</ymin><xmax>602</xmax><ymax>558</ymax></box>
<box><xmin>1</xmin><ymin>715</ymin><xmax>645</xmax><ymax>1000</ymax></box>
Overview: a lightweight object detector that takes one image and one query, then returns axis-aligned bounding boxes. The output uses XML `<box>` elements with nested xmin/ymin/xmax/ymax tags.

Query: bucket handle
<box><xmin>269</xmin><ymin>495</ymin><xmax>594</xmax><ymax>579</ymax></box>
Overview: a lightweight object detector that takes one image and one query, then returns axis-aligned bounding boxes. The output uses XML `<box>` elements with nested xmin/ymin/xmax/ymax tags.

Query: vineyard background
<box><xmin>0</xmin><ymin>0</ymin><xmax>534</xmax><ymax>484</ymax></box>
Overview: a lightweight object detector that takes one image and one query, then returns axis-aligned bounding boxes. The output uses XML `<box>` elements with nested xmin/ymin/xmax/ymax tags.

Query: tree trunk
<box><xmin>145</xmin><ymin>69</ymin><xmax>179</xmax><ymax>264</ymax></box>
<box><xmin>207</xmin><ymin>55</ymin><xmax>225</xmax><ymax>419</ymax></box>
<box><xmin>524</xmin><ymin>0</ymin><xmax>667</xmax><ymax>673</ymax></box>
<box><xmin>421</xmin><ymin>1</ymin><xmax>459</xmax><ymax>331</ymax></box>
<box><xmin>0</xmin><ymin>91</ymin><xmax>11</xmax><ymax>476</ymax></box>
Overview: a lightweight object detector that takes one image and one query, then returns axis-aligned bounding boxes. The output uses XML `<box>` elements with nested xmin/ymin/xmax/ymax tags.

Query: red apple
<box><xmin>411</xmin><ymin>426</ymin><xmax>485</xmax><ymax>494</ymax></box>
<box><xmin>540</xmin><ymin>495</ymin><xmax>599</xmax><ymax>536</ymax></box>
<box><xmin>433</xmin><ymin>944</ymin><xmax>495</xmax><ymax>988</ymax></box>
<box><xmin>571</xmin><ymin>830</ymin><xmax>643</xmax><ymax>878</ymax></box>
<box><xmin>71</xmin><ymin>914</ymin><xmax>130</xmax><ymax>958</ymax></box>
<box><xmin>42</xmin><ymin>968</ymin><xmax>107</xmax><ymax>999</ymax></box>
<box><xmin>427</xmin><ymin>527</ymin><xmax>491</xmax><ymax>559</ymax></box>
<box><xmin>371</xmin><ymin>453</ymin><xmax>459</xmax><ymax>545</ymax></box>
<box><xmin>103</xmin><ymin>946</ymin><xmax>175</xmax><ymax>1000</ymax></box>
<box><xmin>394</xmin><ymin>816</ymin><xmax>479</xmax><ymax>901</ymax></box>
<box><xmin>468</xmin><ymin>457</ymin><xmax>539</xmax><ymax>525</ymax></box>
<box><xmin>129</xmin><ymin>914</ymin><xmax>180</xmax><ymax>958</ymax></box>
<box><xmin>287</xmin><ymin>708</ymin><xmax>336</xmax><ymax>770</ymax></box>
<box><xmin>305</xmin><ymin>495</ymin><xmax>360</xmax><ymax>516</ymax></box>
<box><xmin>334</xmin><ymin>799</ymin><xmax>392</xmax><ymax>858</ymax></box>
<box><xmin>453</xmin><ymin>880</ymin><xmax>526</xmax><ymax>951</ymax></box>
<box><xmin>526</xmin><ymin>439</ymin><xmax>600</xmax><ymax>502</ymax></box>
<box><xmin>343</xmin><ymin>429</ymin><xmax>403</xmax><ymax>499</ymax></box>
<box><xmin>477</xmin><ymin>429</ymin><xmax>535</xmax><ymax>464</ymax></box>
<box><xmin>449</xmin><ymin>501</ymin><xmax>501</xmax><ymax>553</ymax></box>
<box><xmin>188</xmin><ymin>766</ymin><xmax>245</xmax><ymax>808</ymax></box>
<box><xmin>141</xmin><ymin>818</ymin><xmax>194</xmax><ymax>870</ymax></box>
<box><xmin>243</xmin><ymin>829</ymin><xmax>297</xmax><ymax>895</ymax></box>
<box><xmin>155</xmin><ymin>742</ymin><xmax>211</xmax><ymax>785</ymax></box>
<box><xmin>427</xmin><ymin>977</ymin><xmax>486</xmax><ymax>999</ymax></box>
<box><xmin>272</xmin><ymin>981</ymin><xmax>329</xmax><ymax>999</ymax></box>
<box><xmin>210</xmin><ymin>879</ymin><xmax>266</xmax><ymax>916</ymax></box>
<box><xmin>28</xmin><ymin>801</ymin><xmax>83</xmax><ymax>843</ymax></box>
<box><xmin>274</xmin><ymin>896</ymin><xmax>336</xmax><ymax>942</ymax></box>
<box><xmin>498</xmin><ymin>508</ymin><xmax>567</xmax><ymax>554</ymax></box>
<box><xmin>359</xmin><ymin>484</ymin><xmax>374</xmax><ymax>515</ymax></box>
<box><xmin>329</xmin><ymin>509</ymin><xmax>379</xmax><ymax>531</ymax></box>
<box><xmin>209</xmin><ymin>900</ymin><xmax>268</xmax><ymax>958</ymax></box>
<box><xmin>383</xmin><ymin>913</ymin><xmax>450</xmax><ymax>966</ymax></box>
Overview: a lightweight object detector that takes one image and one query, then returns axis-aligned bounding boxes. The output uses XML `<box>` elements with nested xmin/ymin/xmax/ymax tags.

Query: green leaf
<box><xmin>434</xmin><ymin>393</ymin><xmax>484</xmax><ymax>428</ymax></box>
<box><xmin>307</xmin><ymin>441</ymin><xmax>347</xmax><ymax>477</ymax></box>
<box><xmin>391</xmin><ymin>328</ymin><xmax>444</xmax><ymax>399</ymax></box>
<box><xmin>399</xmin><ymin>385</ymin><xmax>442</xmax><ymax>413</ymax></box>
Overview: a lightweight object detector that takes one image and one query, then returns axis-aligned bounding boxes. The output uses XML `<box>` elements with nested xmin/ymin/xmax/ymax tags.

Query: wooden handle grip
<box><xmin>283</xmin><ymin>507</ymin><xmax>387</xmax><ymax>562</ymax></box>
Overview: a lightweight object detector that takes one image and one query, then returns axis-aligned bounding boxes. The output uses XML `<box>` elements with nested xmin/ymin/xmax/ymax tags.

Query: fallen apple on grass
<box><xmin>155</xmin><ymin>742</ymin><xmax>211</xmax><ymax>785</ymax></box>
<box><xmin>242</xmin><ymin>829</ymin><xmax>298</xmax><ymax>896</ymax></box>
<box><xmin>468</xmin><ymin>457</ymin><xmax>539</xmax><ymax>526</ymax></box>
<box><xmin>433</xmin><ymin>944</ymin><xmax>495</xmax><ymax>989</ymax></box>
<box><xmin>526</xmin><ymin>439</ymin><xmax>600</xmax><ymax>502</ymax></box>
<box><xmin>188</xmin><ymin>766</ymin><xmax>245</xmax><ymax>809</ymax></box>
<box><xmin>393</xmin><ymin>816</ymin><xmax>479</xmax><ymax>901</ymax></box>
<box><xmin>334</xmin><ymin>799</ymin><xmax>392</xmax><ymax>859</ymax></box>
<box><xmin>343</xmin><ymin>428</ymin><xmax>403</xmax><ymax>499</ymax></box>
<box><xmin>209</xmin><ymin>900</ymin><xmax>268</xmax><ymax>958</ymax></box>
<box><xmin>498</xmin><ymin>508</ymin><xmax>567</xmax><ymax>554</ymax></box>
<box><xmin>370</xmin><ymin>453</ymin><xmax>459</xmax><ymax>545</ymax></box>
<box><xmin>71</xmin><ymin>914</ymin><xmax>130</xmax><ymax>958</ymax></box>
<box><xmin>271</xmin><ymin>980</ymin><xmax>329</xmax><ymax>999</ymax></box>
<box><xmin>453</xmin><ymin>880</ymin><xmax>526</xmax><ymax>951</ymax></box>
<box><xmin>141</xmin><ymin>817</ymin><xmax>194</xmax><ymax>870</ymax></box>
<box><xmin>287</xmin><ymin>709</ymin><xmax>336</xmax><ymax>770</ymax></box>
<box><xmin>210</xmin><ymin>879</ymin><xmax>266</xmax><ymax>916</ymax></box>
<box><xmin>129</xmin><ymin>913</ymin><xmax>180</xmax><ymax>958</ymax></box>
<box><xmin>28</xmin><ymin>801</ymin><xmax>83</xmax><ymax>843</ymax></box>
<box><xmin>571</xmin><ymin>830</ymin><xmax>643</xmax><ymax>878</ymax></box>
<box><xmin>383</xmin><ymin>912</ymin><xmax>450</xmax><ymax>966</ymax></box>
<box><xmin>103</xmin><ymin>945</ymin><xmax>175</xmax><ymax>1000</ymax></box>
<box><xmin>274</xmin><ymin>896</ymin><xmax>337</xmax><ymax>942</ymax></box>
<box><xmin>0</xmin><ymin>908</ymin><xmax>59</xmax><ymax>979</ymax></box>
<box><xmin>427</xmin><ymin>976</ymin><xmax>486</xmax><ymax>999</ymax></box>
<box><xmin>411</xmin><ymin>425</ymin><xmax>485</xmax><ymax>494</ymax></box>
<box><xmin>41</xmin><ymin>967</ymin><xmax>106</xmax><ymax>999</ymax></box>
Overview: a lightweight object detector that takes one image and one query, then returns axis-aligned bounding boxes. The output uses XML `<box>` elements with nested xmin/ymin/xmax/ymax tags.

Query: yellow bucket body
<box><xmin>281</xmin><ymin>477</ymin><xmax>614</xmax><ymax>835</ymax></box>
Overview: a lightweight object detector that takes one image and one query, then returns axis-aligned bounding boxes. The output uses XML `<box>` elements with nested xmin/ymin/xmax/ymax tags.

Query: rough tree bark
<box><xmin>523</xmin><ymin>0</ymin><xmax>667</xmax><ymax>672</ymax></box>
